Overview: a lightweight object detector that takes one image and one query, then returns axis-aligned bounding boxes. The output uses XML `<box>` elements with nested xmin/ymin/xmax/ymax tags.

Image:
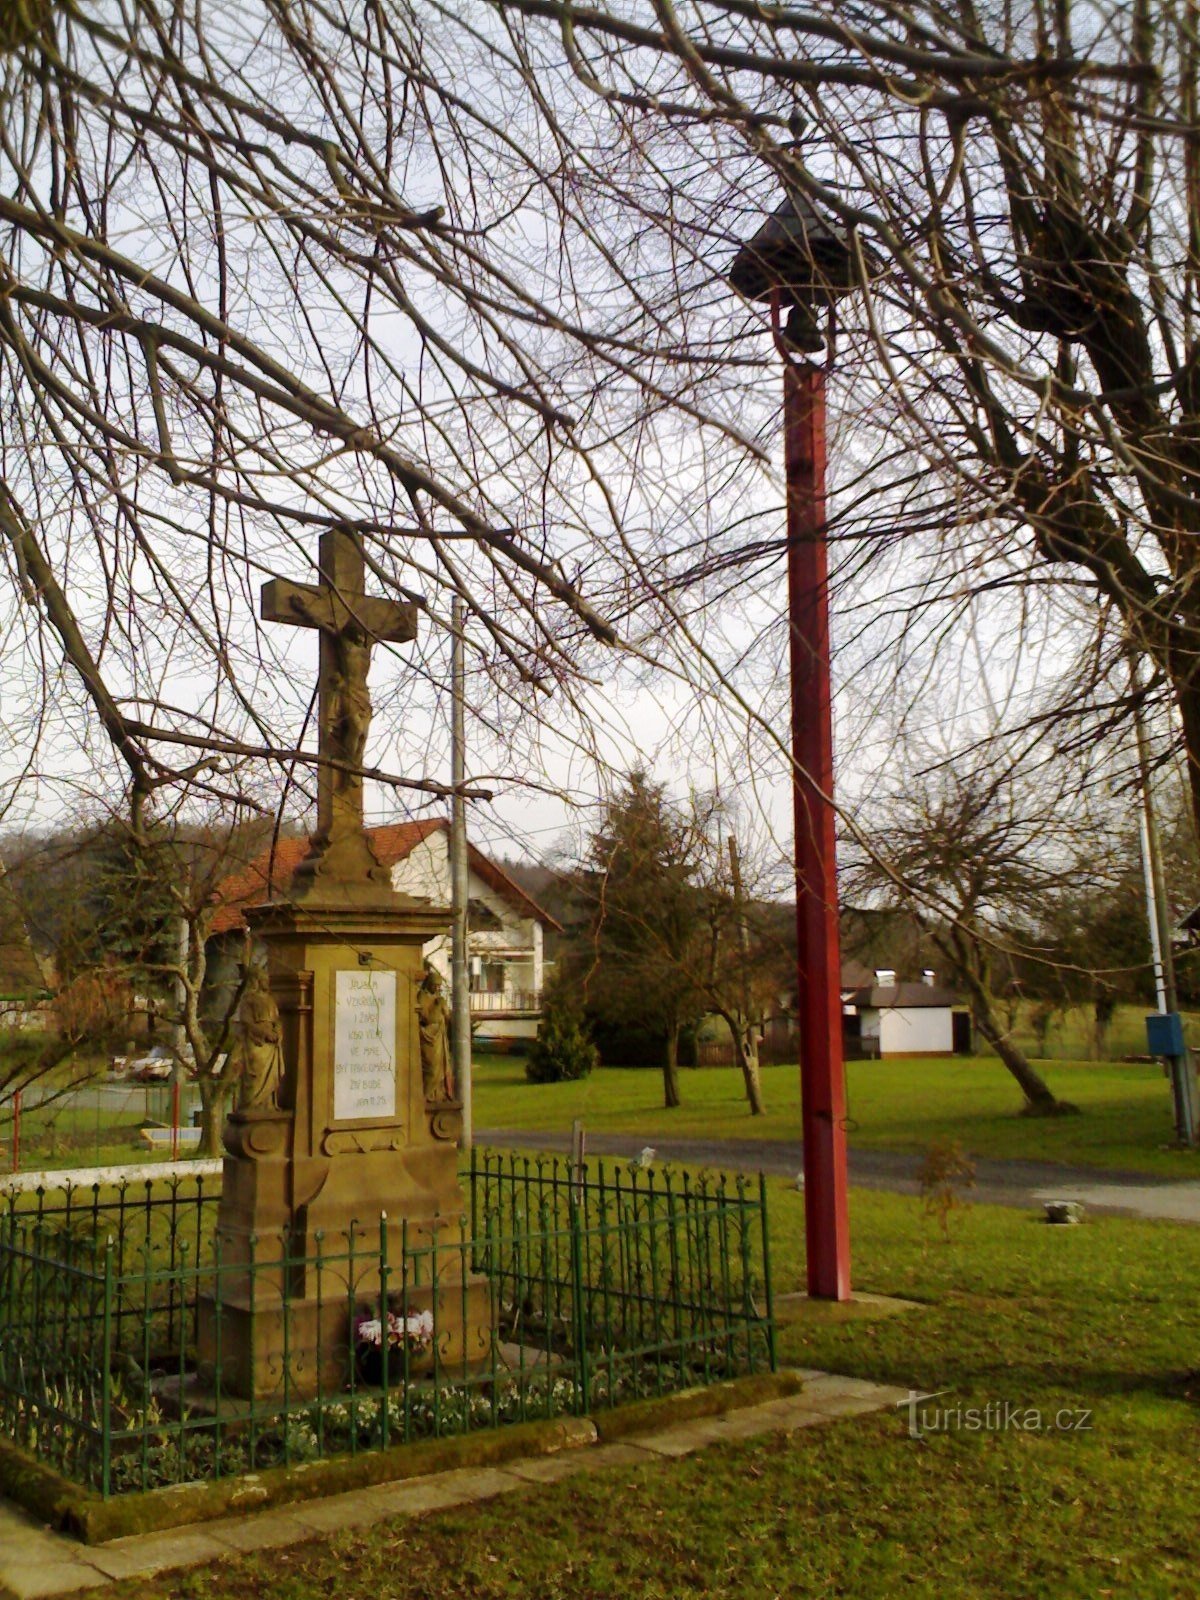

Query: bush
<box><xmin>525</xmin><ymin>999</ymin><xmax>598</xmax><ymax>1084</ymax></box>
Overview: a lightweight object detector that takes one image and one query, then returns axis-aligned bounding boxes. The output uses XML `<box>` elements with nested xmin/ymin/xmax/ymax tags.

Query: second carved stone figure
<box><xmin>416</xmin><ymin>962</ymin><xmax>454</xmax><ymax>1102</ymax></box>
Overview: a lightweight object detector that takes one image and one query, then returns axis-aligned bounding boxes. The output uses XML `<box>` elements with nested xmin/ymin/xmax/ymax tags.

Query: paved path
<box><xmin>480</xmin><ymin>1127</ymin><xmax>1200</xmax><ymax>1224</ymax></box>
<box><xmin>0</xmin><ymin>1371</ymin><xmax>908</xmax><ymax>1599</ymax></box>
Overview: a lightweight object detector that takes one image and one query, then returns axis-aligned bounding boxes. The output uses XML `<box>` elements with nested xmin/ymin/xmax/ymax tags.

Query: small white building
<box><xmin>842</xmin><ymin>969</ymin><xmax>961</xmax><ymax>1058</ymax></box>
<box><xmin>208</xmin><ymin>819</ymin><xmax>560</xmax><ymax>1046</ymax></box>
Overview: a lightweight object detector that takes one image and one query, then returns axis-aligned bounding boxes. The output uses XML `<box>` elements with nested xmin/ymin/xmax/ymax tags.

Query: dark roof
<box><xmin>846</xmin><ymin>982</ymin><xmax>959</xmax><ymax>1010</ymax></box>
<box><xmin>210</xmin><ymin>819</ymin><xmax>562</xmax><ymax>936</ymax></box>
<box><xmin>728</xmin><ymin>189</ymin><xmax>860</xmax><ymax>304</ymax></box>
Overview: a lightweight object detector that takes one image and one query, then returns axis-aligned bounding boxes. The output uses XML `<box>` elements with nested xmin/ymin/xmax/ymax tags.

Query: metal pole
<box><xmin>783</xmin><ymin>358</ymin><xmax>852</xmax><ymax>1299</ymax></box>
<box><xmin>1136</xmin><ymin>807</ymin><xmax>1169</xmax><ymax>1014</ymax></box>
<box><xmin>1131</xmin><ymin>664</ymin><xmax>1198</xmax><ymax>1144</ymax></box>
<box><xmin>171</xmin><ymin>912</ymin><xmax>188</xmax><ymax>1085</ymax></box>
<box><xmin>450</xmin><ymin>596</ymin><xmax>473</xmax><ymax>1150</ymax></box>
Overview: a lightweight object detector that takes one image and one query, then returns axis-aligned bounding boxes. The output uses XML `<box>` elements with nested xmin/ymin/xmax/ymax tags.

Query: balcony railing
<box><xmin>469</xmin><ymin>989</ymin><xmax>542</xmax><ymax>1016</ymax></box>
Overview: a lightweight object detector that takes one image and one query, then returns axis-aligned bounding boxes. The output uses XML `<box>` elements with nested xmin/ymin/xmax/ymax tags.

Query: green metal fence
<box><xmin>0</xmin><ymin>1151</ymin><xmax>774</xmax><ymax>1497</ymax></box>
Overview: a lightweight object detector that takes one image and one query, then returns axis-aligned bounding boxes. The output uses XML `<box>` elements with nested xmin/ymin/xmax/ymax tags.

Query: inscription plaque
<box><xmin>333</xmin><ymin>969</ymin><xmax>397</xmax><ymax>1122</ymax></box>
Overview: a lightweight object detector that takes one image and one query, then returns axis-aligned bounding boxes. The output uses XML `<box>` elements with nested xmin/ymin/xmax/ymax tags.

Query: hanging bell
<box><xmin>782</xmin><ymin>303</ymin><xmax>825</xmax><ymax>354</ymax></box>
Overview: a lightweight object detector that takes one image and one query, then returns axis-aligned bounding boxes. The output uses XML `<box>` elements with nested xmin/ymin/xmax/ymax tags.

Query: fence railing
<box><xmin>0</xmin><ymin>1150</ymin><xmax>774</xmax><ymax>1497</ymax></box>
<box><xmin>0</xmin><ymin>1081</ymin><xmax>204</xmax><ymax>1173</ymax></box>
<box><xmin>468</xmin><ymin>990</ymin><xmax>542</xmax><ymax>1015</ymax></box>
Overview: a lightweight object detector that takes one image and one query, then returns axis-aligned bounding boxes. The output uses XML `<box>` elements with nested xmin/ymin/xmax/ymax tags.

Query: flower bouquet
<box><xmin>353</xmin><ymin>1309</ymin><xmax>435</xmax><ymax>1386</ymax></box>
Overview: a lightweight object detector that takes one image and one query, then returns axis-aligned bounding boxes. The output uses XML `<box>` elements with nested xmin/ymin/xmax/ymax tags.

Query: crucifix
<box><xmin>262</xmin><ymin>527</ymin><xmax>417</xmax><ymax>886</ymax></box>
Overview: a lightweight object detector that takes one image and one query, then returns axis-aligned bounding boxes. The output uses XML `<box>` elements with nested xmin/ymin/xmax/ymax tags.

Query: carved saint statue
<box><xmin>234</xmin><ymin>965</ymin><xmax>285</xmax><ymax>1112</ymax></box>
<box><xmin>416</xmin><ymin>962</ymin><xmax>454</xmax><ymax>1102</ymax></box>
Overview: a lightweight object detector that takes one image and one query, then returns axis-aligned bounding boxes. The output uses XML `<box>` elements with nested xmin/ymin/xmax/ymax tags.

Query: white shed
<box><xmin>843</xmin><ymin>972</ymin><xmax>959</xmax><ymax>1057</ymax></box>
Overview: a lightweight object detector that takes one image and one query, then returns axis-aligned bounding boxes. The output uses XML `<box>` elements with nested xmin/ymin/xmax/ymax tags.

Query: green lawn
<box><xmin>474</xmin><ymin>1054</ymin><xmax>1200</xmax><ymax>1176</ymax></box>
<box><xmin>1003</xmin><ymin>1000</ymin><xmax>1200</xmax><ymax>1062</ymax></box>
<box><xmin>105</xmin><ymin>1181</ymin><xmax>1200</xmax><ymax>1599</ymax></box>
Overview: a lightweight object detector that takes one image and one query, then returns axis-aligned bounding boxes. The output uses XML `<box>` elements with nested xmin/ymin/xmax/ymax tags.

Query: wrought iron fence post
<box><xmin>568</xmin><ymin>1187</ymin><xmax>590</xmax><ymax>1413</ymax></box>
<box><xmin>379</xmin><ymin>1211</ymin><xmax>390</xmax><ymax>1450</ymax></box>
<box><xmin>469</xmin><ymin>1142</ymin><xmax>477</xmax><ymax>1247</ymax></box>
<box><xmin>759</xmin><ymin>1171</ymin><xmax>777</xmax><ymax>1372</ymax></box>
<box><xmin>100</xmin><ymin>1234</ymin><xmax>114</xmax><ymax>1498</ymax></box>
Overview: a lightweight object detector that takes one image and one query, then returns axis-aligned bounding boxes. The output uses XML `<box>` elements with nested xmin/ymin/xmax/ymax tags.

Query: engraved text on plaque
<box><xmin>333</xmin><ymin>969</ymin><xmax>397</xmax><ymax>1121</ymax></box>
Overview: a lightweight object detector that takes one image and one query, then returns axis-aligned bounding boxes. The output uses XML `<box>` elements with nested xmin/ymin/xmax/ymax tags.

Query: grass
<box><xmin>1002</xmin><ymin>1000</ymin><xmax>1200</xmax><ymax>1062</ymax></box>
<box><xmin>474</xmin><ymin>1053</ymin><xmax>1200</xmax><ymax>1177</ymax></box>
<box><xmin>98</xmin><ymin>1180</ymin><xmax>1200</xmax><ymax>1599</ymax></box>
<box><xmin>0</xmin><ymin>1052</ymin><xmax>1192</xmax><ymax>1178</ymax></box>
<box><xmin>4</xmin><ymin>1014</ymin><xmax>1195</xmax><ymax>1178</ymax></box>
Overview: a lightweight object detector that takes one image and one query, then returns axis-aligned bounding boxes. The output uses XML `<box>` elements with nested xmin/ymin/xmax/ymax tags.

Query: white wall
<box><xmin>211</xmin><ymin>834</ymin><xmax>545</xmax><ymax>1001</ymax></box>
<box><xmin>476</xmin><ymin>1016</ymin><xmax>539</xmax><ymax>1041</ymax></box>
<box><xmin>877</xmin><ymin>1006</ymin><xmax>954</xmax><ymax>1055</ymax></box>
<box><xmin>389</xmin><ymin>834</ymin><xmax>541</xmax><ymax>986</ymax></box>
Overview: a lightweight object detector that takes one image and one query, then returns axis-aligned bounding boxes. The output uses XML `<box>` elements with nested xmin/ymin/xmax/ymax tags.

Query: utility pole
<box><xmin>170</xmin><ymin>910</ymin><xmax>189</xmax><ymax>1083</ymax></box>
<box><xmin>1130</xmin><ymin>657</ymin><xmax>1198</xmax><ymax>1145</ymax></box>
<box><xmin>450</xmin><ymin>596</ymin><xmax>472</xmax><ymax>1149</ymax></box>
<box><xmin>726</xmin><ymin>165</ymin><xmax>862</xmax><ymax>1298</ymax></box>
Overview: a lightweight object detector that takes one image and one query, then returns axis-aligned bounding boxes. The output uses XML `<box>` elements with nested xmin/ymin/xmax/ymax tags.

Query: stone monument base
<box><xmin>197</xmin><ymin>1269</ymin><xmax>492</xmax><ymax>1401</ymax></box>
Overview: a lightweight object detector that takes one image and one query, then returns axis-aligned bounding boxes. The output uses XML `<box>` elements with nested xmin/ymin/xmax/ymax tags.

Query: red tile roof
<box><xmin>209</xmin><ymin>819</ymin><xmax>561</xmax><ymax>935</ymax></box>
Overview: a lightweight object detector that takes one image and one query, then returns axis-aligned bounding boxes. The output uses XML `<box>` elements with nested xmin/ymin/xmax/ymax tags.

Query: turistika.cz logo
<box><xmin>899</xmin><ymin>1391</ymin><xmax>1093</xmax><ymax>1439</ymax></box>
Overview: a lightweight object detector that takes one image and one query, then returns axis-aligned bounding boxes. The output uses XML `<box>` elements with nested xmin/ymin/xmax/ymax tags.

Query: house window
<box><xmin>483</xmin><ymin>962</ymin><xmax>507</xmax><ymax>993</ymax></box>
<box><xmin>468</xmin><ymin>898</ymin><xmax>503</xmax><ymax>932</ymax></box>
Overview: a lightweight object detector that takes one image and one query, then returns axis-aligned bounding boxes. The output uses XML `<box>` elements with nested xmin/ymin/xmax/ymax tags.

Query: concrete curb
<box><xmin>0</xmin><ymin>1370</ymin><xmax>909</xmax><ymax>1599</ymax></box>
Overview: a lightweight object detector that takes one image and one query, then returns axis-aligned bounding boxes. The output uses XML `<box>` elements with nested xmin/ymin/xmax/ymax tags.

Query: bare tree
<box><xmin>5</xmin><ymin>793</ymin><xmax>281</xmax><ymax>1154</ymax></box>
<box><xmin>845</xmin><ymin>761</ymin><xmax>1093</xmax><ymax>1114</ymax></box>
<box><xmin>693</xmin><ymin>831</ymin><xmax>773</xmax><ymax>1115</ymax></box>
<box><xmin>0</xmin><ymin>2</ymin><xmax>762</xmax><ymax>840</ymax></box>
<box><xmin>6</xmin><ymin>3</ymin><xmax>1192</xmax><ymax>1079</ymax></box>
<box><xmin>488</xmin><ymin>1</ymin><xmax>1200</xmax><ymax>833</ymax></box>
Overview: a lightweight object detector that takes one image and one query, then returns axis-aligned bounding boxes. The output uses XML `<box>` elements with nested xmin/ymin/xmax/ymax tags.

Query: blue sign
<box><xmin>1146</xmin><ymin>1012</ymin><xmax>1187</xmax><ymax>1057</ymax></box>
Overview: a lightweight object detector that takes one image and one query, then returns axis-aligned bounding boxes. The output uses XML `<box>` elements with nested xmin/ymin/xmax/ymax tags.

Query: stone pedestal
<box><xmin>198</xmin><ymin>881</ymin><xmax>490</xmax><ymax>1400</ymax></box>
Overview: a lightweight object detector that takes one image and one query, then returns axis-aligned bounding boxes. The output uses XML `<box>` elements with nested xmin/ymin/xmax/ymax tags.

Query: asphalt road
<box><xmin>480</xmin><ymin>1126</ymin><xmax>1200</xmax><ymax>1224</ymax></box>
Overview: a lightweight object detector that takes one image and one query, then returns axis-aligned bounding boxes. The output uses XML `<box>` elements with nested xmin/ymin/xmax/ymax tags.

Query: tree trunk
<box><xmin>946</xmin><ymin>934</ymin><xmax>1077</xmax><ymax>1115</ymax></box>
<box><xmin>197</xmin><ymin>1076</ymin><xmax>228</xmax><ymax>1157</ymax></box>
<box><xmin>972</xmin><ymin>1002</ymin><xmax>1078</xmax><ymax>1116</ymax></box>
<box><xmin>662</xmin><ymin>1022</ymin><xmax>681</xmax><ymax>1108</ymax></box>
<box><xmin>724</xmin><ymin>834</ymin><xmax>765</xmax><ymax>1115</ymax></box>
<box><xmin>1093</xmin><ymin>993</ymin><xmax>1116</xmax><ymax>1061</ymax></box>
<box><xmin>718</xmin><ymin>1007</ymin><xmax>765</xmax><ymax>1115</ymax></box>
<box><xmin>736</xmin><ymin>1027</ymin><xmax>765</xmax><ymax>1115</ymax></box>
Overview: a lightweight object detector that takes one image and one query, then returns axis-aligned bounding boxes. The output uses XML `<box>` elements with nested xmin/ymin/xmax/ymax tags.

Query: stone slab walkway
<box><xmin>0</xmin><ymin>1371</ymin><xmax>909</xmax><ymax>1599</ymax></box>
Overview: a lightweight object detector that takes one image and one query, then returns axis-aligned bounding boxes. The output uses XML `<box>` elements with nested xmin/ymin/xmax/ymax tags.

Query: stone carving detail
<box><xmin>234</xmin><ymin>966</ymin><xmax>285</xmax><ymax>1112</ymax></box>
<box><xmin>259</xmin><ymin>527</ymin><xmax>416</xmax><ymax>885</ymax></box>
<box><xmin>417</xmin><ymin>962</ymin><xmax>454</xmax><ymax>1102</ymax></box>
<box><xmin>322</xmin><ymin>1128</ymin><xmax>406</xmax><ymax>1157</ymax></box>
<box><xmin>328</xmin><ymin>626</ymin><xmax>372</xmax><ymax>784</ymax></box>
<box><xmin>245</xmin><ymin>1117</ymin><xmax>288</xmax><ymax>1156</ymax></box>
<box><xmin>429</xmin><ymin>1104</ymin><xmax>462</xmax><ymax>1142</ymax></box>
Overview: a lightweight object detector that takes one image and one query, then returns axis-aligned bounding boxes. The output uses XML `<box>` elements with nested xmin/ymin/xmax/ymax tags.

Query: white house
<box><xmin>842</xmin><ymin>969</ymin><xmax>963</xmax><ymax>1058</ymax></box>
<box><xmin>208</xmin><ymin>819</ymin><xmax>560</xmax><ymax>1046</ymax></box>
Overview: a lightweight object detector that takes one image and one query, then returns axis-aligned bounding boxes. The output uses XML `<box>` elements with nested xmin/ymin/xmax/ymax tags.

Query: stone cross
<box><xmin>262</xmin><ymin>527</ymin><xmax>416</xmax><ymax>882</ymax></box>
